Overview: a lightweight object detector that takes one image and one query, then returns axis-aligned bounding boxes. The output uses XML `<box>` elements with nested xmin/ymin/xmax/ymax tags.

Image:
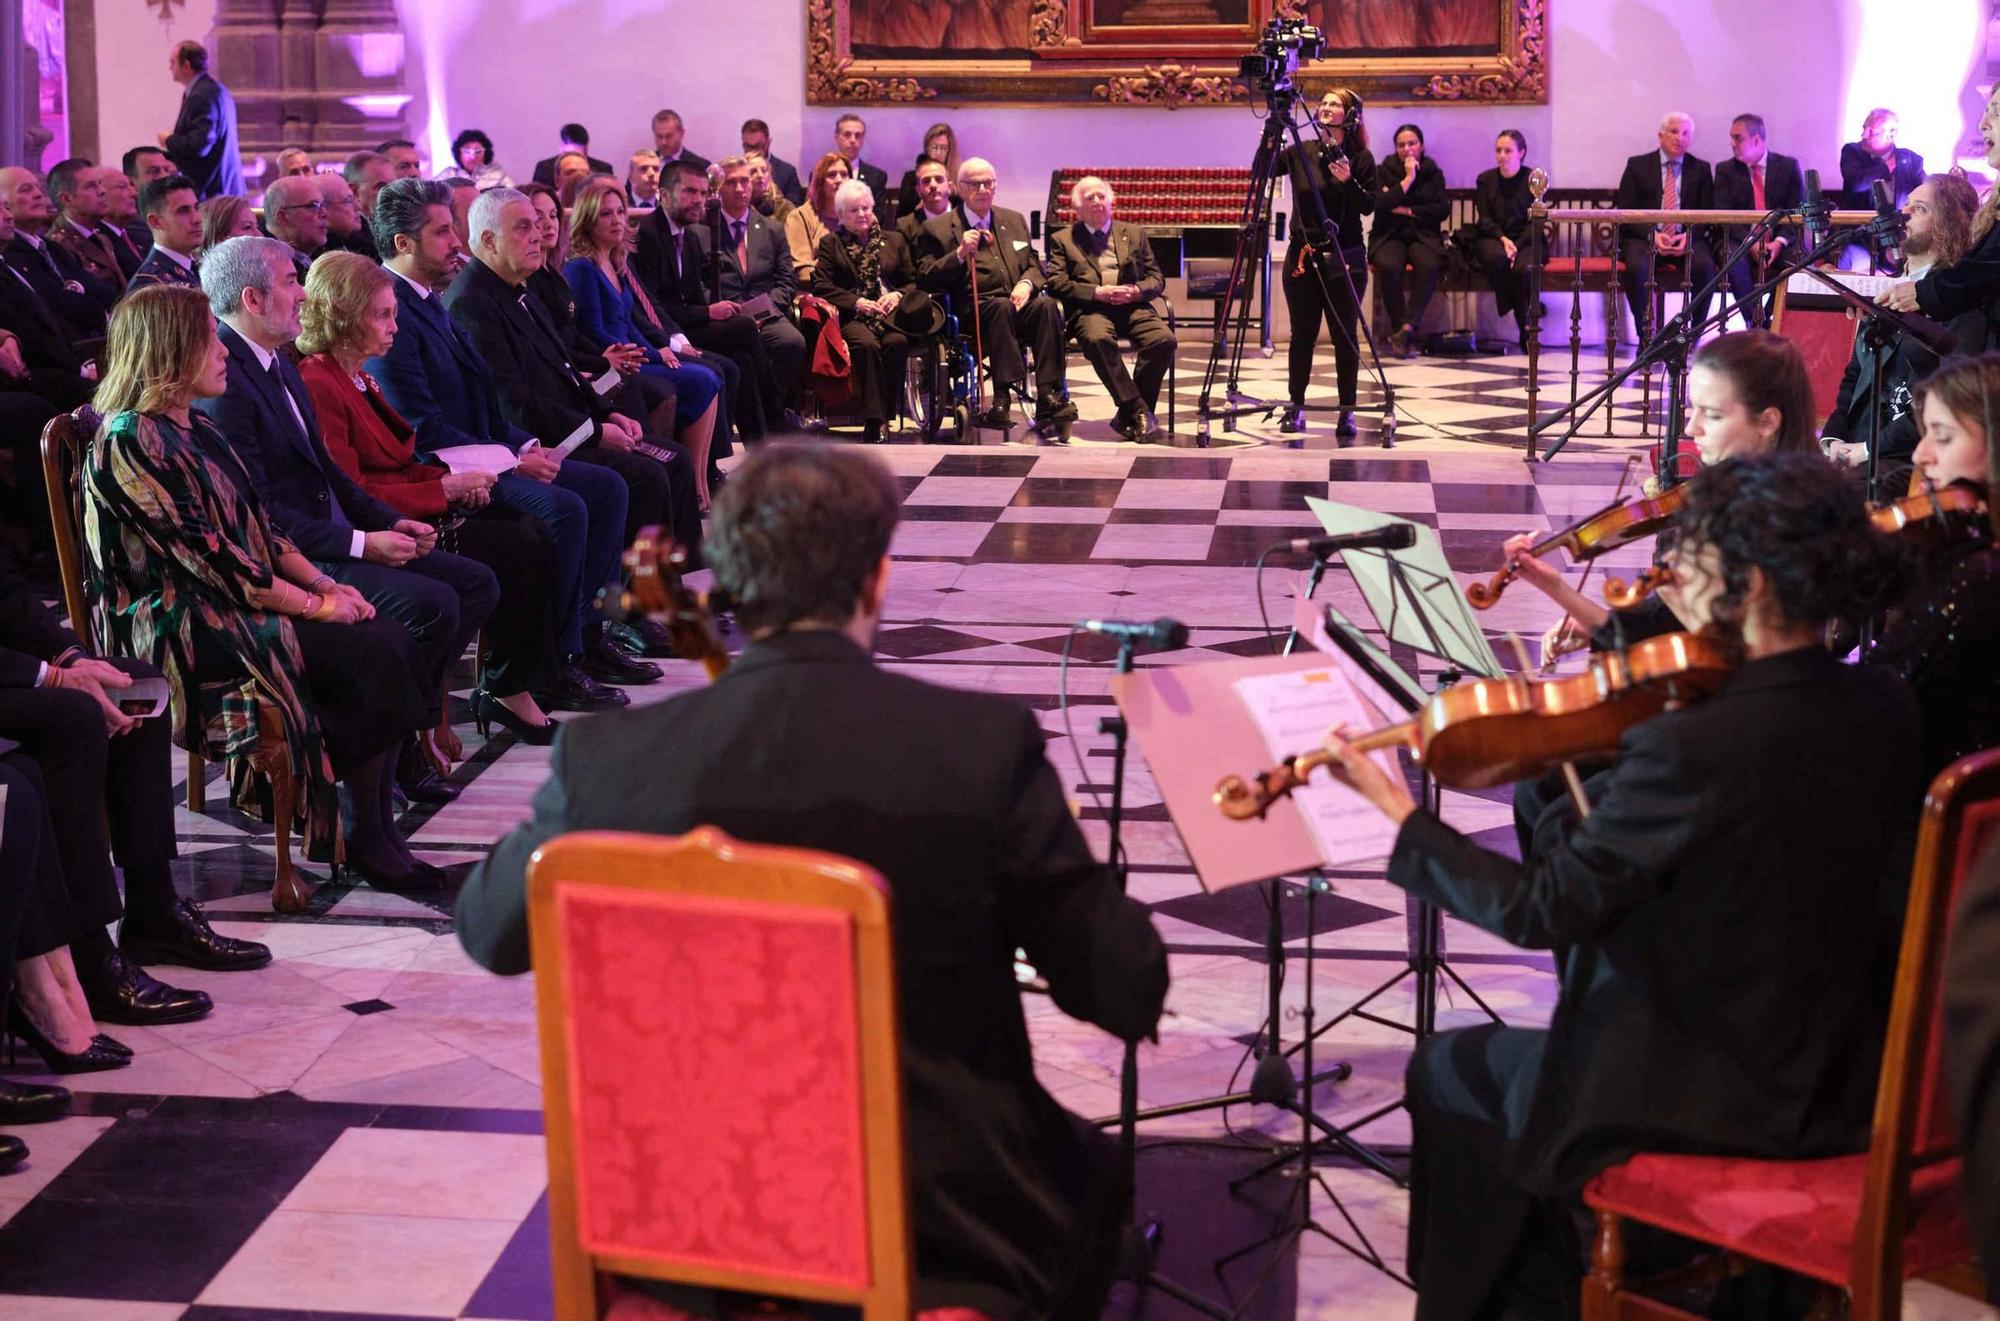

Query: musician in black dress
<box><xmin>1368</xmin><ymin>123</ymin><xmax>1449</xmax><ymax>360</ymax></box>
<box><xmin>1318</xmin><ymin>452</ymin><xmax>1919</xmax><ymax>1321</ymax></box>
<box><xmin>1880</xmin><ymin>86</ymin><xmax>2000</xmax><ymax>351</ymax></box>
<box><xmin>1279</xmin><ymin>88</ymin><xmax>1376</xmax><ymax>441</ymax></box>
<box><xmin>1473</xmin><ymin>130</ymin><xmax>1537</xmax><ymax>344</ymax></box>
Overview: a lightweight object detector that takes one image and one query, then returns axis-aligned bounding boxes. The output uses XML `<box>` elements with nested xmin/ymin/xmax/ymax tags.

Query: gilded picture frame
<box><xmin>807</xmin><ymin>0</ymin><xmax>1548</xmax><ymax>108</ymax></box>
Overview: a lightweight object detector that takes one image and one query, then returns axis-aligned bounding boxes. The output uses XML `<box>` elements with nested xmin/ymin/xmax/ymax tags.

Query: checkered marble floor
<box><xmin>3</xmin><ymin>346</ymin><xmax>1991</xmax><ymax>1321</ymax></box>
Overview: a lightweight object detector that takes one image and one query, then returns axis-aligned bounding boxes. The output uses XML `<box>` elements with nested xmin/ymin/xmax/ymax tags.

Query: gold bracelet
<box><xmin>311</xmin><ymin>593</ymin><xmax>338</xmax><ymax>621</ymax></box>
<box><xmin>300</xmin><ymin>592</ymin><xmax>320</xmax><ymax>619</ymax></box>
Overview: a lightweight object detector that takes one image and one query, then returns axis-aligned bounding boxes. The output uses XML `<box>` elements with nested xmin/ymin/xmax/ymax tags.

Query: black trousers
<box><xmin>446</xmin><ymin>505</ymin><xmax>560</xmax><ymax>698</ymax></box>
<box><xmin>0</xmin><ymin>754</ymin><xmax>63</xmax><ymax>963</ymax></box>
<box><xmin>1284</xmin><ymin>243</ymin><xmax>1368</xmax><ymax>407</ymax></box>
<box><xmin>1721</xmin><ymin>252</ymin><xmax>1776</xmax><ymax>328</ymax></box>
<box><xmin>756</xmin><ymin>313</ymin><xmax>807</xmax><ymax>407</ymax></box>
<box><xmin>568</xmin><ymin>440</ymin><xmax>703</xmax><ymax>564</ymax></box>
<box><xmin>326</xmin><ymin>549</ymin><xmax>498</xmax><ymax>725</ymax></box>
<box><xmin>688</xmin><ymin>314</ymin><xmax>777</xmax><ymax>439</ymax></box>
<box><xmin>841</xmin><ymin>320</ymin><xmax>910</xmax><ymax>424</ymax></box>
<box><xmin>1474</xmin><ymin>237</ymin><xmax>1536</xmax><ymax>332</ymax></box>
<box><xmin>1618</xmin><ymin>238</ymin><xmax>1716</xmax><ymax>342</ymax></box>
<box><xmin>0</xmin><ymin>658</ymin><xmax>176</xmax><ymax>954</ymax></box>
<box><xmin>975</xmin><ymin>293</ymin><xmax>1066</xmax><ymax>399</ymax></box>
<box><xmin>1071</xmin><ymin>306</ymin><xmax>1175</xmax><ymax>415</ymax></box>
<box><xmin>0</xmin><ymin>390</ymin><xmax>58</xmax><ymax>539</ymax></box>
<box><xmin>1371</xmin><ymin>236</ymin><xmax>1444</xmax><ymax>332</ymax></box>
<box><xmin>1407</xmin><ymin>1025</ymin><xmax>1580</xmax><ymax>1321</ymax></box>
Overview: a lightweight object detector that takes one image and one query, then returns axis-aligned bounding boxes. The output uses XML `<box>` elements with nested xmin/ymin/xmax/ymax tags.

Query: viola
<box><xmin>1213</xmin><ymin>630</ymin><xmax>1734</xmax><ymax>818</ymax></box>
<box><xmin>1603</xmin><ymin>564</ymin><xmax>1677</xmax><ymax>609</ymax></box>
<box><xmin>608</xmin><ymin>526</ymin><xmax>729</xmax><ymax>680</ymax></box>
<box><xmin>1868</xmin><ymin>485</ymin><xmax>1986</xmax><ymax>533</ymax></box>
<box><xmin>1465</xmin><ymin>484</ymin><xmax>1688</xmax><ymax>610</ymax></box>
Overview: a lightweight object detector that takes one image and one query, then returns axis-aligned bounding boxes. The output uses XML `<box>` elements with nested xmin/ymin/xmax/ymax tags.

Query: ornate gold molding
<box><xmin>1093</xmin><ymin>65</ymin><xmax>1248</xmax><ymax>108</ymax></box>
<box><xmin>1030</xmin><ymin>0</ymin><xmax>1074</xmax><ymax>48</ymax></box>
<box><xmin>1413</xmin><ymin>0</ymin><xmax>1546</xmax><ymax>102</ymax></box>
<box><xmin>805</xmin><ymin>0</ymin><xmax>938</xmax><ymax>103</ymax></box>
<box><xmin>1272</xmin><ymin>0</ymin><xmax>1308</xmax><ymax>19</ymax></box>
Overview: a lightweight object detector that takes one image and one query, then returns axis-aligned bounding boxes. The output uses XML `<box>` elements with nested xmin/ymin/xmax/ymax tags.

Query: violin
<box><xmin>1603</xmin><ymin>564</ymin><xmax>1677</xmax><ymax>609</ymax></box>
<box><xmin>609</xmin><ymin>526</ymin><xmax>729</xmax><ymax>680</ymax></box>
<box><xmin>1213</xmin><ymin>630</ymin><xmax>1734</xmax><ymax>818</ymax></box>
<box><xmin>1465</xmin><ymin>483</ymin><xmax>1688</xmax><ymax>610</ymax></box>
<box><xmin>1868</xmin><ymin>485</ymin><xmax>1986</xmax><ymax>533</ymax></box>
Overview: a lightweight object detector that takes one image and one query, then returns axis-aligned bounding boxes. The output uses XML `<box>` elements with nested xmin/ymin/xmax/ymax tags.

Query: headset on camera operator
<box><xmin>1277</xmin><ymin>87</ymin><xmax>1376</xmax><ymax>441</ymax></box>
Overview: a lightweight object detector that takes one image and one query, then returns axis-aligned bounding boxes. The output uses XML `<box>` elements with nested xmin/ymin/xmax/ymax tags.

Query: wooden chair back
<box><xmin>38</xmin><ymin>408</ymin><xmax>94</xmax><ymax>647</ymax></box>
<box><xmin>1851</xmin><ymin>749</ymin><xmax>2000</xmax><ymax>1312</ymax></box>
<box><xmin>527</xmin><ymin>827</ymin><xmax>911</xmax><ymax>1321</ymax></box>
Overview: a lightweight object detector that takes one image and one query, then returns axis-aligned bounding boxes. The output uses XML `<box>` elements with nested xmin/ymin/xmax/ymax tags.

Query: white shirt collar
<box><xmin>387</xmin><ymin>263</ymin><xmax>434</xmax><ymax>301</ymax></box>
<box><xmin>719</xmin><ymin>205</ymin><xmax>751</xmax><ymax>227</ymax></box>
<box><xmin>153</xmin><ymin>244</ymin><xmax>194</xmax><ymax>271</ymax></box>
<box><xmin>20</xmin><ymin>230</ymin><xmax>44</xmax><ymax>250</ymax></box>
<box><xmin>1658</xmin><ymin>150</ymin><xmax>1683</xmax><ymax>169</ymax></box>
<box><xmin>235</xmin><ymin>328</ymin><xmax>279</xmax><ymax>372</ymax></box>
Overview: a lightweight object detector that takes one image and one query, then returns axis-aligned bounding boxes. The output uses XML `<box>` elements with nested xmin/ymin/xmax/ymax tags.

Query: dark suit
<box><xmin>765</xmin><ymin>153</ymin><xmax>806</xmax><ymax>207</ymax></box>
<box><xmin>917</xmin><ymin>204</ymin><xmax>1066</xmax><ymax>403</ymax></box>
<box><xmin>47</xmin><ymin>218</ymin><xmax>128</xmax><ymax>294</ymax></box>
<box><xmin>690</xmin><ymin>207</ymin><xmax>806</xmax><ymax>404</ymax></box>
<box><xmin>457</xmin><ymin>629</ymin><xmax>1168</xmax><ymax>1320</ymax></box>
<box><xmin>1044</xmin><ymin>219</ymin><xmax>1174</xmax><ymax>418</ymax></box>
<box><xmin>1713</xmin><ymin>151</ymin><xmax>1805</xmax><ymax>325</ymax></box>
<box><xmin>1472</xmin><ymin>167</ymin><xmax>1536</xmax><ymax>331</ymax></box>
<box><xmin>7</xmin><ymin>233</ymin><xmax>113</xmax><ymax>328</ymax></box>
<box><xmin>1916</xmin><ymin>222</ymin><xmax>2000</xmax><ymax>354</ymax></box>
<box><xmin>195</xmin><ymin>322</ymin><xmax>496</xmax><ymax>723</ymax></box>
<box><xmin>851</xmin><ymin>157</ymin><xmax>890</xmax><ymax>210</ymax></box>
<box><xmin>163</xmin><ymin>72</ymin><xmax>244</xmax><ymax>200</ymax></box>
<box><xmin>0</xmin><ymin>257</ymin><xmax>95</xmax><ymax>407</ymax></box>
<box><xmin>1947</xmin><ymin>840</ymin><xmax>2000</xmax><ymax>1304</ymax></box>
<box><xmin>811</xmin><ymin>228</ymin><xmax>934</xmax><ymax>424</ymax></box>
<box><xmin>1822</xmin><ymin>304</ymin><xmax>1986</xmax><ymax>486</ymax></box>
<box><xmin>656</xmin><ymin>149</ymin><xmax>710</xmax><ymax>177</ymax></box>
<box><xmin>1396</xmin><ymin>648</ymin><xmax>1919</xmax><ymax>1321</ymax></box>
<box><xmin>1840</xmin><ymin>141</ymin><xmax>1925</xmax><ymax>210</ymax></box>
<box><xmin>369</xmin><ymin>272</ymin><xmax>630</xmax><ymax>661</ymax></box>
<box><xmin>1369</xmin><ymin>155</ymin><xmax>1451</xmax><ymax>333</ymax></box>
<box><xmin>633</xmin><ymin>208</ymin><xmax>782</xmax><ymax>437</ymax></box>
<box><xmin>443</xmin><ymin>257</ymin><xmax>702</xmax><ymax>558</ymax></box>
<box><xmin>124</xmin><ymin>245</ymin><xmax>197</xmax><ymax>297</ymax></box>
<box><xmin>1613</xmin><ymin>150</ymin><xmax>1720</xmax><ymax>338</ymax></box>
<box><xmin>0</xmin><ymin>539</ymin><xmax>176</xmax><ymax>959</ymax></box>
<box><xmin>531</xmin><ymin>152</ymin><xmax>615</xmax><ymax>190</ymax></box>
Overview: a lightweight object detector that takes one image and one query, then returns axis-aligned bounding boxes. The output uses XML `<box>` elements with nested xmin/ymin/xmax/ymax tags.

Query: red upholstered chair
<box><xmin>529</xmin><ymin>827</ymin><xmax>989</xmax><ymax>1321</ymax></box>
<box><xmin>1579</xmin><ymin>749</ymin><xmax>2000</xmax><ymax>1320</ymax></box>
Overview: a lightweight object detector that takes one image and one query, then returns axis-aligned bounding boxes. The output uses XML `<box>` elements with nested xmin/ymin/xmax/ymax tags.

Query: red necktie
<box><xmin>1661</xmin><ymin>162</ymin><xmax>1681</xmax><ymax>237</ymax></box>
<box><xmin>1751</xmin><ymin>162</ymin><xmax>1766</xmax><ymax>211</ymax></box>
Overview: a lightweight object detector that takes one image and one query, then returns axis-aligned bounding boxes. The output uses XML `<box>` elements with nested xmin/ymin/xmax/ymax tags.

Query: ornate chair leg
<box><xmin>186</xmin><ymin>749</ymin><xmax>206</xmax><ymax>812</ymax></box>
<box><xmin>1581</xmin><ymin>1209</ymin><xmax>1627</xmax><ymax>1321</ymax></box>
<box><xmin>253</xmin><ymin>705</ymin><xmax>311</xmax><ymax>915</ymax></box>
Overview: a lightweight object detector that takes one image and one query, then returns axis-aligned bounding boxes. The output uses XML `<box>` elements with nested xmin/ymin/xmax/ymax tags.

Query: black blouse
<box><xmin>1370</xmin><ymin>155</ymin><xmax>1450</xmax><ymax>249</ymax></box>
<box><xmin>1281</xmin><ymin>141</ymin><xmax>1378</xmax><ymax>255</ymax></box>
<box><xmin>1474</xmin><ymin>167</ymin><xmax>1534</xmax><ymax>244</ymax></box>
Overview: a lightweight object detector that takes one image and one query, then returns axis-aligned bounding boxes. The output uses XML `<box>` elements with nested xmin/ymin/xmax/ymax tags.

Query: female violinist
<box><xmin>1867</xmin><ymin>353</ymin><xmax>2000</xmax><ymax>783</ymax></box>
<box><xmin>1510</xmin><ymin>330</ymin><xmax>1820</xmax><ymax>659</ymax></box>
<box><xmin>1311</xmin><ymin>454</ymin><xmax>1918</xmax><ymax>1321</ymax></box>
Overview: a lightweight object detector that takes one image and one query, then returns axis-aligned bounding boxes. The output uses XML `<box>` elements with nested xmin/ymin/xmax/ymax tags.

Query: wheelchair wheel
<box><xmin>906</xmin><ymin>354</ymin><xmax>941</xmax><ymax>441</ymax></box>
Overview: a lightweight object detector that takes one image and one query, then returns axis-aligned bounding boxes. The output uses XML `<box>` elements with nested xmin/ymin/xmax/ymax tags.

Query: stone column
<box><xmin>309</xmin><ymin>0</ymin><xmax>408</xmax><ymax>153</ymax></box>
<box><xmin>213</xmin><ymin>0</ymin><xmax>281</xmax><ymax>185</ymax></box>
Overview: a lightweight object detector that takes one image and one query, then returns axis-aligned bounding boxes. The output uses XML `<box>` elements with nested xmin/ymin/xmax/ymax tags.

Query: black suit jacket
<box><xmin>632</xmin><ymin>210</ymin><xmax>714</xmax><ymax>330</ymax></box>
<box><xmin>1713</xmin><ymin>151</ymin><xmax>1805</xmax><ymax>252</ymax></box>
<box><xmin>193</xmin><ymin>322</ymin><xmax>403</xmax><ymax>561</ymax></box>
<box><xmin>0</xmin><ymin>537</ymin><xmax>80</xmax><ymax>689</ymax></box>
<box><xmin>1916</xmin><ymin>222</ymin><xmax>2000</xmax><ymax>351</ymax></box>
<box><xmin>163</xmin><ymin>72</ymin><xmax>244</xmax><ymax>199</ymax></box>
<box><xmin>0</xmin><ymin>258</ymin><xmax>86</xmax><ymax>376</ymax></box>
<box><xmin>851</xmin><ymin>158</ymin><xmax>890</xmax><ymax>210</ymax></box>
<box><xmin>1823</xmin><ymin>303</ymin><xmax>1986</xmax><ymax>463</ymax></box>
<box><xmin>124</xmin><ymin>246</ymin><xmax>197</xmax><ymax>297</ymax></box>
<box><xmin>457</xmin><ymin>629</ymin><xmax>1168</xmax><ymax>1318</ymax></box>
<box><xmin>1840</xmin><ymin>142</ymin><xmax>1926</xmax><ymax>209</ymax></box>
<box><xmin>441</xmin><ymin>257</ymin><xmax>612</xmax><ymax>450</ymax></box>
<box><xmin>916</xmin><ymin>204</ymin><xmax>1044</xmax><ymax>299</ymax></box>
<box><xmin>766</xmin><ymin>154</ymin><xmax>806</xmax><ymax>207</ymax></box>
<box><xmin>690</xmin><ymin>208</ymin><xmax>797</xmax><ymax>310</ymax></box>
<box><xmin>531</xmin><ymin>152</ymin><xmax>615</xmax><ymax>190</ymax></box>
<box><xmin>1613</xmin><ymin>150</ymin><xmax>1719</xmax><ymax>250</ymax></box>
<box><xmin>1369</xmin><ymin>154</ymin><xmax>1450</xmax><ymax>249</ymax></box>
<box><xmin>1391</xmin><ymin>647</ymin><xmax>1919</xmax><ymax>1200</ymax></box>
<box><xmin>7</xmin><ymin>235</ymin><xmax>110</xmax><ymax>334</ymax></box>
<box><xmin>1043</xmin><ymin>218</ymin><xmax>1164</xmax><ymax>314</ymax></box>
<box><xmin>366</xmin><ymin>272</ymin><xmax>537</xmax><ymax>458</ymax></box>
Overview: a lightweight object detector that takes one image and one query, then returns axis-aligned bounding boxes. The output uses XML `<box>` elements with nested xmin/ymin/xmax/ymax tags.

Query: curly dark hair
<box><xmin>451</xmin><ymin>128</ymin><xmax>496</xmax><ymax>170</ymax></box>
<box><xmin>1672</xmin><ymin>454</ymin><xmax>1905</xmax><ymax>639</ymax></box>
<box><xmin>707</xmin><ymin>446</ymin><xmax>902</xmax><ymax>636</ymax></box>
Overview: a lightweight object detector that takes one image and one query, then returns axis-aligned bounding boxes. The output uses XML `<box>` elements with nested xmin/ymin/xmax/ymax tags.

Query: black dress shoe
<box><xmin>1335</xmin><ymin>410</ymin><xmax>1359</xmax><ymax>440</ymax></box>
<box><xmin>79</xmin><ymin>949</ymin><xmax>213</xmax><ymax>1026</ymax></box>
<box><xmin>611</xmin><ymin>617</ymin><xmax>678</xmax><ymax>659</ymax></box>
<box><xmin>1278</xmin><ymin>404</ymin><xmax>1307</xmax><ymax>434</ymax></box>
<box><xmin>0</xmin><ymin>1135</ymin><xmax>25</xmax><ymax>1170</ymax></box>
<box><xmin>121</xmin><ymin>899</ymin><xmax>273</xmax><ymax>972</ymax></box>
<box><xmin>0</xmin><ymin>1078</ymin><xmax>71</xmax><ymax>1123</ymax></box>
<box><xmin>1131</xmin><ymin>407</ymin><xmax>1165</xmax><ymax>443</ymax></box>
<box><xmin>395</xmin><ymin>761</ymin><xmax>461</xmax><ymax>805</ymax></box>
<box><xmin>971</xmin><ymin>401</ymin><xmax>1014</xmax><ymax>429</ymax></box>
<box><xmin>343</xmin><ymin>857</ymin><xmax>433</xmax><ymax>893</ymax></box>
<box><xmin>538</xmin><ymin>660</ymin><xmax>629</xmax><ymax>713</ymax></box>
<box><xmin>584</xmin><ymin>642</ymin><xmax>661</xmax><ymax>687</ymax></box>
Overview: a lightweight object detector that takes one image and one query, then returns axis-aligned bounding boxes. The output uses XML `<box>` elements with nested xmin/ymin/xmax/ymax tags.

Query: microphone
<box><xmin>1271</xmin><ymin>524</ymin><xmax>1419</xmax><ymax>557</ymax></box>
<box><xmin>1802</xmin><ymin>168</ymin><xmax>1829</xmax><ymax>252</ymax></box>
<box><xmin>1075</xmin><ymin>617</ymin><xmax>1190</xmax><ymax>650</ymax></box>
<box><xmin>1870</xmin><ymin>178</ymin><xmax>1905</xmax><ymax>269</ymax></box>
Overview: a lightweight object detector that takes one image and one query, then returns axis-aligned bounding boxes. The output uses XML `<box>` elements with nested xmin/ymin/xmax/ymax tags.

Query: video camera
<box><xmin>1238</xmin><ymin>17</ymin><xmax>1325</xmax><ymax>100</ymax></box>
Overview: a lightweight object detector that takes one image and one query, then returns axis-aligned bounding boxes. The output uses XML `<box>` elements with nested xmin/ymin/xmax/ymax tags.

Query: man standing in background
<box><xmin>160</xmin><ymin>40</ymin><xmax>243</xmax><ymax>199</ymax></box>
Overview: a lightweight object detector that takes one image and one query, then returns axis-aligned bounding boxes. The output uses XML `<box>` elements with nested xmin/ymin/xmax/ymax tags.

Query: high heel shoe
<box><xmin>5</xmin><ymin>1004</ymin><xmax>130</xmax><ymax>1075</ymax></box>
<box><xmin>471</xmin><ymin>690</ymin><xmax>559</xmax><ymax>746</ymax></box>
<box><xmin>93</xmin><ymin>1034</ymin><xmax>132</xmax><ymax>1058</ymax></box>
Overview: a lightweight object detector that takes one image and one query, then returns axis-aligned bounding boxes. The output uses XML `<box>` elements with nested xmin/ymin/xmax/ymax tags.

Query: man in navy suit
<box><xmin>834</xmin><ymin>113</ymin><xmax>890</xmax><ymax>210</ymax></box>
<box><xmin>365</xmin><ymin>179</ymin><xmax>637</xmax><ymax>711</ymax></box>
<box><xmin>741</xmin><ymin>118</ymin><xmax>805</xmax><ymax>207</ymax></box>
<box><xmin>692</xmin><ymin>156</ymin><xmax>806</xmax><ymax>407</ymax></box>
<box><xmin>125</xmin><ymin>174</ymin><xmax>203</xmax><ymax>297</ymax></box>
<box><xmin>194</xmin><ymin>236</ymin><xmax>497</xmax><ymax>802</ymax></box>
<box><xmin>159</xmin><ymin>40</ymin><xmax>242</xmax><ymax>200</ymax></box>
<box><xmin>1613</xmin><ymin>111</ymin><xmax>1720</xmax><ymax>341</ymax></box>
<box><xmin>1713</xmin><ymin>114</ymin><xmax>1806</xmax><ymax>327</ymax></box>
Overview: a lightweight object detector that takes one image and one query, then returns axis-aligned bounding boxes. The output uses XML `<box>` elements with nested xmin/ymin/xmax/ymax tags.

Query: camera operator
<box><xmin>1278</xmin><ymin>88</ymin><xmax>1376</xmax><ymax>441</ymax></box>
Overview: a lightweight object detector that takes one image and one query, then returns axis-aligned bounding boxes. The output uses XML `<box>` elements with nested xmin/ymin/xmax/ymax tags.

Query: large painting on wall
<box><xmin>809</xmin><ymin>0</ymin><xmax>1545</xmax><ymax>107</ymax></box>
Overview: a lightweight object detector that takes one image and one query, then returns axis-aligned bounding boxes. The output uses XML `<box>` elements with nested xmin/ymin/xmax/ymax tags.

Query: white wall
<box><xmin>87</xmin><ymin>0</ymin><xmax>1988</xmax><ymax>217</ymax></box>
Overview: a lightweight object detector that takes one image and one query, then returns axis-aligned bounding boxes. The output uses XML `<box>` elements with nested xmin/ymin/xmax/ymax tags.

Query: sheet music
<box><xmin>1232</xmin><ymin>667</ymin><xmax>1403</xmax><ymax>869</ymax></box>
<box><xmin>1784</xmin><ymin>269</ymin><xmax>1895</xmax><ymax>300</ymax></box>
<box><xmin>428</xmin><ymin>444</ymin><xmax>521</xmax><ymax>476</ymax></box>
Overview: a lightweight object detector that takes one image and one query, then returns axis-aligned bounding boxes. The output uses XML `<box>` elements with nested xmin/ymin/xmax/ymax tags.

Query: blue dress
<box><xmin>562</xmin><ymin>257</ymin><xmax>723</xmax><ymax>427</ymax></box>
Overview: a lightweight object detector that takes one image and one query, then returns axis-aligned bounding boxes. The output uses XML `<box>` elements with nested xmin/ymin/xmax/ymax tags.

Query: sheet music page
<box><xmin>428</xmin><ymin>444</ymin><xmax>521</xmax><ymax>476</ymax></box>
<box><xmin>1232</xmin><ymin>667</ymin><xmax>1403</xmax><ymax>869</ymax></box>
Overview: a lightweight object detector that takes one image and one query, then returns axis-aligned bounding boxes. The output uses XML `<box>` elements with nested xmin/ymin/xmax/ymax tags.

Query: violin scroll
<box><xmin>1464</xmin><ymin>569</ymin><xmax>1513</xmax><ymax>610</ymax></box>
<box><xmin>1603</xmin><ymin>565</ymin><xmax>1676</xmax><ymax>610</ymax></box>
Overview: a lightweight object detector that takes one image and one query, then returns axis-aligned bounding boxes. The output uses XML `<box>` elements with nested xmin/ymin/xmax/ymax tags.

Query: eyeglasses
<box><xmin>962</xmin><ymin>178</ymin><xmax>997</xmax><ymax>191</ymax></box>
<box><xmin>283</xmin><ymin>201</ymin><xmax>327</xmax><ymax>215</ymax></box>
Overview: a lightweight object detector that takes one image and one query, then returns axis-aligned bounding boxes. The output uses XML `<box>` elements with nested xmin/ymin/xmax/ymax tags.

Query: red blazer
<box><xmin>296</xmin><ymin>352</ymin><xmax>450</xmax><ymax>519</ymax></box>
